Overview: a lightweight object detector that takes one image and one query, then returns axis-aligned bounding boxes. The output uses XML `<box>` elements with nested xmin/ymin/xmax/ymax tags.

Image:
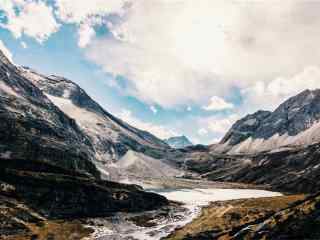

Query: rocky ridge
<box><xmin>216</xmin><ymin>89</ymin><xmax>320</xmax><ymax>154</ymax></box>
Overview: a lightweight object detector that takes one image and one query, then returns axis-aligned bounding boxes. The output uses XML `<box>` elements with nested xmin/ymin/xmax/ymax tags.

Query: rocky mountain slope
<box><xmin>0</xmin><ymin>50</ymin><xmax>97</xmax><ymax>177</ymax></box>
<box><xmin>17</xmin><ymin>67</ymin><xmax>180</xmax><ymax>180</ymax></box>
<box><xmin>184</xmin><ymin>142</ymin><xmax>320</xmax><ymax>193</ymax></box>
<box><xmin>165</xmin><ymin>136</ymin><xmax>193</xmax><ymax>149</ymax></box>
<box><xmin>0</xmin><ymin>49</ymin><xmax>169</xmax><ymax>238</ymax></box>
<box><xmin>180</xmin><ymin>90</ymin><xmax>320</xmax><ymax>193</ymax></box>
<box><xmin>215</xmin><ymin>89</ymin><xmax>320</xmax><ymax>154</ymax></box>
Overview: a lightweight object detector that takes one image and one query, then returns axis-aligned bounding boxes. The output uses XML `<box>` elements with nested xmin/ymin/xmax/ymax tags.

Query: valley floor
<box><xmin>1</xmin><ymin>178</ymin><xmax>311</xmax><ymax>240</ymax></box>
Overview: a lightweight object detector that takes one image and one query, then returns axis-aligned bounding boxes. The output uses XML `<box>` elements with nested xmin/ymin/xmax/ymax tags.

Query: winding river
<box><xmin>87</xmin><ymin>187</ymin><xmax>282</xmax><ymax>240</ymax></box>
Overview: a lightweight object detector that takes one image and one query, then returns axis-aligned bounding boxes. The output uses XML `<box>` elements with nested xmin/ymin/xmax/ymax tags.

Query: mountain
<box><xmin>180</xmin><ymin>90</ymin><xmax>320</xmax><ymax>193</ymax></box>
<box><xmin>0</xmin><ymin>50</ymin><xmax>97</xmax><ymax>177</ymax></box>
<box><xmin>165</xmin><ymin>135</ymin><xmax>193</xmax><ymax>149</ymax></box>
<box><xmin>185</xmin><ymin>141</ymin><xmax>320</xmax><ymax>193</ymax></box>
<box><xmin>215</xmin><ymin>89</ymin><xmax>320</xmax><ymax>154</ymax></box>
<box><xmin>18</xmin><ymin>66</ymin><xmax>178</xmax><ymax>180</ymax></box>
<box><xmin>0</xmin><ymin>49</ymin><xmax>168</xmax><ymax>225</ymax></box>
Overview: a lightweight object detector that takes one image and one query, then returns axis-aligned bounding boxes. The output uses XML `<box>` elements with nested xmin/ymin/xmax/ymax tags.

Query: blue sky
<box><xmin>1</xmin><ymin>0</ymin><xmax>320</xmax><ymax>144</ymax></box>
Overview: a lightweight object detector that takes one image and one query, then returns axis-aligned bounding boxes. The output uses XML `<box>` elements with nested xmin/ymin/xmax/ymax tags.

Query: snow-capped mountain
<box><xmin>214</xmin><ymin>89</ymin><xmax>320</xmax><ymax>154</ymax></box>
<box><xmin>164</xmin><ymin>135</ymin><xmax>193</xmax><ymax>149</ymax></box>
<box><xmin>17</xmin><ymin>66</ymin><xmax>182</xmax><ymax>180</ymax></box>
<box><xmin>0</xmin><ymin>49</ymin><xmax>168</xmax><ymax>224</ymax></box>
<box><xmin>0</xmin><ymin>50</ymin><xmax>99</xmax><ymax>177</ymax></box>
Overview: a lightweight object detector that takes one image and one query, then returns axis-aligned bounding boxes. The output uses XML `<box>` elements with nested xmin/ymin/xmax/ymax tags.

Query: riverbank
<box><xmin>165</xmin><ymin>194</ymin><xmax>306</xmax><ymax>240</ymax></box>
<box><xmin>83</xmin><ymin>182</ymin><xmax>282</xmax><ymax>240</ymax></box>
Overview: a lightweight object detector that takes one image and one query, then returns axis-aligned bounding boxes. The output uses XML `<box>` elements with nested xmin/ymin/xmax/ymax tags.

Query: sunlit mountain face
<box><xmin>2</xmin><ymin>1</ymin><xmax>320</xmax><ymax>145</ymax></box>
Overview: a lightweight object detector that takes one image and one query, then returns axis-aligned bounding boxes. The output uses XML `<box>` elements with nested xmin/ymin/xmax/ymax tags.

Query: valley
<box><xmin>0</xmin><ymin>47</ymin><xmax>319</xmax><ymax>240</ymax></box>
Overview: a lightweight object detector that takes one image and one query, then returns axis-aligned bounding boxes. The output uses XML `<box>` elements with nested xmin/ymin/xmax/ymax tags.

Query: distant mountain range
<box><xmin>182</xmin><ymin>89</ymin><xmax>320</xmax><ymax>193</ymax></box>
<box><xmin>214</xmin><ymin>89</ymin><xmax>320</xmax><ymax>154</ymax></box>
<box><xmin>164</xmin><ymin>135</ymin><xmax>193</xmax><ymax>148</ymax></box>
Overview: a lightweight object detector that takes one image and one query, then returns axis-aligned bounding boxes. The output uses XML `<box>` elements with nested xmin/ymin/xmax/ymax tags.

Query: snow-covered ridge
<box><xmin>214</xmin><ymin>120</ymin><xmax>320</xmax><ymax>154</ymax></box>
<box><xmin>216</xmin><ymin>89</ymin><xmax>320</xmax><ymax>154</ymax></box>
<box><xmin>18</xmin><ymin>66</ymin><xmax>174</xmax><ymax>181</ymax></box>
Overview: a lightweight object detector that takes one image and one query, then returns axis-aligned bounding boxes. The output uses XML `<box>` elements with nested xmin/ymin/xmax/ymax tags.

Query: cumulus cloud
<box><xmin>54</xmin><ymin>0</ymin><xmax>126</xmax><ymax>23</ymax></box>
<box><xmin>242</xmin><ymin>66</ymin><xmax>320</xmax><ymax>112</ymax></box>
<box><xmin>0</xmin><ymin>40</ymin><xmax>13</xmax><ymax>63</ymax></box>
<box><xmin>54</xmin><ymin>0</ymin><xmax>127</xmax><ymax>47</ymax></box>
<box><xmin>86</xmin><ymin>0</ymin><xmax>320</xmax><ymax>109</ymax></box>
<box><xmin>202</xmin><ymin>96</ymin><xmax>234</xmax><ymax>111</ymax></box>
<box><xmin>77</xmin><ymin>23</ymin><xmax>95</xmax><ymax>48</ymax></box>
<box><xmin>198</xmin><ymin>128</ymin><xmax>208</xmax><ymax>136</ymax></box>
<box><xmin>199</xmin><ymin>114</ymin><xmax>239</xmax><ymax>136</ymax></box>
<box><xmin>118</xmin><ymin>109</ymin><xmax>177</xmax><ymax>139</ymax></box>
<box><xmin>0</xmin><ymin>1</ymin><xmax>59</xmax><ymax>43</ymax></box>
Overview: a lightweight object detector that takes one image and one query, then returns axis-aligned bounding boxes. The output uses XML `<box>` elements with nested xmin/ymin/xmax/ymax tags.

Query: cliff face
<box><xmin>0</xmin><ymin>51</ymin><xmax>98</xmax><ymax>177</ymax></box>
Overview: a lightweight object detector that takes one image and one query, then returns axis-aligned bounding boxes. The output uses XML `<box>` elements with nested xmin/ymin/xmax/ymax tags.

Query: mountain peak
<box><xmin>218</xmin><ymin>88</ymin><xmax>320</xmax><ymax>153</ymax></box>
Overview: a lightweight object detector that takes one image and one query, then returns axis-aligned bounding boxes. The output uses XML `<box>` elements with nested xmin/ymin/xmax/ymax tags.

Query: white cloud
<box><xmin>198</xmin><ymin>128</ymin><xmax>208</xmax><ymax>136</ymax></box>
<box><xmin>86</xmin><ymin>1</ymin><xmax>320</xmax><ymax>109</ymax></box>
<box><xmin>187</xmin><ymin>106</ymin><xmax>192</xmax><ymax>111</ymax></box>
<box><xmin>0</xmin><ymin>40</ymin><xmax>13</xmax><ymax>63</ymax></box>
<box><xmin>150</xmin><ymin>105</ymin><xmax>158</xmax><ymax>114</ymax></box>
<box><xmin>202</xmin><ymin>96</ymin><xmax>234</xmax><ymax>111</ymax></box>
<box><xmin>118</xmin><ymin>109</ymin><xmax>177</xmax><ymax>139</ymax></box>
<box><xmin>0</xmin><ymin>1</ymin><xmax>59</xmax><ymax>43</ymax></box>
<box><xmin>199</xmin><ymin>114</ymin><xmax>239</xmax><ymax>135</ymax></box>
<box><xmin>77</xmin><ymin>23</ymin><xmax>95</xmax><ymax>48</ymax></box>
<box><xmin>54</xmin><ymin>0</ymin><xmax>126</xmax><ymax>23</ymax></box>
<box><xmin>54</xmin><ymin>0</ymin><xmax>127</xmax><ymax>47</ymax></box>
<box><xmin>242</xmin><ymin>66</ymin><xmax>320</xmax><ymax>112</ymax></box>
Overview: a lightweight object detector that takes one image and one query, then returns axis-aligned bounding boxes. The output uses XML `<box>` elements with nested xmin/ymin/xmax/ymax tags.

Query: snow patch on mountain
<box><xmin>216</xmin><ymin>120</ymin><xmax>320</xmax><ymax>154</ymax></box>
<box><xmin>0</xmin><ymin>81</ymin><xmax>19</xmax><ymax>97</ymax></box>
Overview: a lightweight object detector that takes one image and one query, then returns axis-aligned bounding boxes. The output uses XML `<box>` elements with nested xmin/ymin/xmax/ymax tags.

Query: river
<box><xmin>86</xmin><ymin>186</ymin><xmax>282</xmax><ymax>240</ymax></box>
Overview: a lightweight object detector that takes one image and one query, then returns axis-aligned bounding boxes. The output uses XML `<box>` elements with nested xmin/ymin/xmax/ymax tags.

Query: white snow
<box><xmin>0</xmin><ymin>81</ymin><xmax>19</xmax><ymax>97</ymax></box>
<box><xmin>214</xmin><ymin>120</ymin><xmax>320</xmax><ymax>154</ymax></box>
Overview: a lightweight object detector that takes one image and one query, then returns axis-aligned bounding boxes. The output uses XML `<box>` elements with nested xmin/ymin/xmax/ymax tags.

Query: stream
<box><xmin>86</xmin><ymin>187</ymin><xmax>282</xmax><ymax>240</ymax></box>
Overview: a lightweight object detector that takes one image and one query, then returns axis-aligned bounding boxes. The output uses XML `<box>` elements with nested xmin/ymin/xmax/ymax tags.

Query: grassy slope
<box><xmin>165</xmin><ymin>195</ymin><xmax>305</xmax><ymax>240</ymax></box>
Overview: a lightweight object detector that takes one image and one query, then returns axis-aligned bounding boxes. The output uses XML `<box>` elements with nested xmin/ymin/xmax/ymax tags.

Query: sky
<box><xmin>1</xmin><ymin>0</ymin><xmax>320</xmax><ymax>144</ymax></box>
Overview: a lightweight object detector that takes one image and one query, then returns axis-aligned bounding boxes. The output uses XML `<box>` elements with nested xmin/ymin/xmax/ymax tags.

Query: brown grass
<box><xmin>166</xmin><ymin>194</ymin><xmax>305</xmax><ymax>240</ymax></box>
